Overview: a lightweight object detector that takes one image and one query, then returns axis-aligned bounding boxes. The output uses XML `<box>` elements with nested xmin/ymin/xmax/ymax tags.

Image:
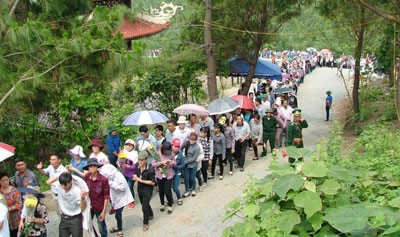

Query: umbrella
<box><xmin>231</xmin><ymin>95</ymin><xmax>255</xmax><ymax>110</ymax></box>
<box><xmin>306</xmin><ymin>47</ymin><xmax>318</xmax><ymax>53</ymax></box>
<box><xmin>173</xmin><ymin>104</ymin><xmax>209</xmax><ymax>116</ymax></box>
<box><xmin>274</xmin><ymin>87</ymin><xmax>294</xmax><ymax>95</ymax></box>
<box><xmin>320</xmin><ymin>48</ymin><xmax>332</xmax><ymax>55</ymax></box>
<box><xmin>207</xmin><ymin>97</ymin><xmax>240</xmax><ymax>115</ymax></box>
<box><xmin>0</xmin><ymin>142</ymin><xmax>15</xmax><ymax>162</ymax></box>
<box><xmin>122</xmin><ymin>110</ymin><xmax>169</xmax><ymax>126</ymax></box>
<box><xmin>18</xmin><ymin>187</ymin><xmax>46</xmax><ymax>198</ymax></box>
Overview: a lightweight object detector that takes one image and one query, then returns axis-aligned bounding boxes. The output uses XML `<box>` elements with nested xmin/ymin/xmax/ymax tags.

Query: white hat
<box><xmin>68</xmin><ymin>145</ymin><xmax>86</xmax><ymax>158</ymax></box>
<box><xmin>124</xmin><ymin>139</ymin><xmax>135</xmax><ymax>146</ymax></box>
<box><xmin>177</xmin><ymin>115</ymin><xmax>188</xmax><ymax>124</ymax></box>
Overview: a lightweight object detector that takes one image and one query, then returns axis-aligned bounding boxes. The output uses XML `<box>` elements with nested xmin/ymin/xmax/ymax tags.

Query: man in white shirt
<box><xmin>262</xmin><ymin>95</ymin><xmax>271</xmax><ymax>112</ymax></box>
<box><xmin>0</xmin><ymin>194</ymin><xmax>10</xmax><ymax>237</ymax></box>
<box><xmin>176</xmin><ymin>116</ymin><xmax>191</xmax><ymax>145</ymax></box>
<box><xmin>279</xmin><ymin>100</ymin><xmax>293</xmax><ymax>146</ymax></box>
<box><xmin>47</xmin><ymin>172</ymin><xmax>88</xmax><ymax>237</ymax></box>
<box><xmin>254</xmin><ymin>98</ymin><xmax>265</xmax><ymax>120</ymax></box>
<box><xmin>199</xmin><ymin>115</ymin><xmax>214</xmax><ymax>132</ymax></box>
<box><xmin>37</xmin><ymin>154</ymin><xmax>67</xmax><ymax>197</ymax></box>
<box><xmin>233</xmin><ymin>117</ymin><xmax>250</xmax><ymax>172</ymax></box>
<box><xmin>165</xmin><ymin>120</ymin><xmax>180</xmax><ymax>143</ymax></box>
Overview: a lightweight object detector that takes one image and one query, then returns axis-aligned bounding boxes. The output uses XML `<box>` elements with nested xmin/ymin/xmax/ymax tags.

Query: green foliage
<box><xmin>224</xmin><ymin>122</ymin><xmax>400</xmax><ymax>235</ymax></box>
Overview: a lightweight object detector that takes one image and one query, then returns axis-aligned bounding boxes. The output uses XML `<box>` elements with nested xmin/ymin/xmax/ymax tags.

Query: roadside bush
<box><xmin>223</xmin><ymin>122</ymin><xmax>400</xmax><ymax>236</ymax></box>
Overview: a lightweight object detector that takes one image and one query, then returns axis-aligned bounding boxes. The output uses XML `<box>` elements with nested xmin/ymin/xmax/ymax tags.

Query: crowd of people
<box><xmin>0</xmin><ymin>60</ymin><xmax>319</xmax><ymax>237</ymax></box>
<box><xmin>0</xmin><ymin>100</ymin><xmax>311</xmax><ymax>237</ymax></box>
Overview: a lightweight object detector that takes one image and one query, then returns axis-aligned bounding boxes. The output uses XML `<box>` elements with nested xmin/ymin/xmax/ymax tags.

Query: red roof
<box><xmin>119</xmin><ymin>17</ymin><xmax>170</xmax><ymax>40</ymax></box>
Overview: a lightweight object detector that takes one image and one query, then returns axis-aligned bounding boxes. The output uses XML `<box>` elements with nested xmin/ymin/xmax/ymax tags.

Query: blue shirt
<box><xmin>106</xmin><ymin>134</ymin><xmax>121</xmax><ymax>155</ymax></box>
<box><xmin>71</xmin><ymin>158</ymin><xmax>88</xmax><ymax>176</ymax></box>
<box><xmin>326</xmin><ymin>95</ymin><xmax>332</xmax><ymax>107</ymax></box>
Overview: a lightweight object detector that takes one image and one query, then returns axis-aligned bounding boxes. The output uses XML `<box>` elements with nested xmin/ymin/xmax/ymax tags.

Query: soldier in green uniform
<box><xmin>287</xmin><ymin>109</ymin><xmax>308</xmax><ymax>163</ymax></box>
<box><xmin>261</xmin><ymin>108</ymin><xmax>277</xmax><ymax>157</ymax></box>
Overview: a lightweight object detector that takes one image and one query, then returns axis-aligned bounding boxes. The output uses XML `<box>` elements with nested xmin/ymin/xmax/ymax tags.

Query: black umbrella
<box><xmin>274</xmin><ymin>87</ymin><xmax>294</xmax><ymax>95</ymax></box>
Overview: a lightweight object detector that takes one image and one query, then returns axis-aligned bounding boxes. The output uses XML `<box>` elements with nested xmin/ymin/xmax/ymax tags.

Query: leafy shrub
<box><xmin>223</xmin><ymin>160</ymin><xmax>400</xmax><ymax>236</ymax></box>
<box><xmin>223</xmin><ymin>123</ymin><xmax>400</xmax><ymax>236</ymax></box>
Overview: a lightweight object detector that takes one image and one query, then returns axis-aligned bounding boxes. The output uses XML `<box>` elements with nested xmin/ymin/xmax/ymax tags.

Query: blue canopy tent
<box><xmin>228</xmin><ymin>58</ymin><xmax>283</xmax><ymax>81</ymax></box>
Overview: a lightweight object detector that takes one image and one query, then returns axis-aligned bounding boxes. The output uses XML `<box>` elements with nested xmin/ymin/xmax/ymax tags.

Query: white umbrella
<box><xmin>0</xmin><ymin>142</ymin><xmax>15</xmax><ymax>162</ymax></box>
<box><xmin>173</xmin><ymin>104</ymin><xmax>209</xmax><ymax>116</ymax></box>
<box><xmin>123</xmin><ymin>110</ymin><xmax>169</xmax><ymax>126</ymax></box>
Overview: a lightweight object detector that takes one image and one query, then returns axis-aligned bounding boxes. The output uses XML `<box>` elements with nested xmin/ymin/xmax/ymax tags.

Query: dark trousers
<box><xmin>157</xmin><ymin>178</ymin><xmax>173</xmax><ymax>207</ymax></box>
<box><xmin>211</xmin><ymin>154</ymin><xmax>224</xmax><ymax>176</ymax></box>
<box><xmin>59</xmin><ymin>213</ymin><xmax>83</xmax><ymax>237</ymax></box>
<box><xmin>108</xmin><ymin>154</ymin><xmax>118</xmax><ymax>167</ymax></box>
<box><xmin>91</xmin><ymin>211</ymin><xmax>108</xmax><ymax>237</ymax></box>
<box><xmin>325</xmin><ymin>106</ymin><xmax>330</xmax><ymax>121</ymax></box>
<box><xmin>139</xmin><ymin>193</ymin><xmax>153</xmax><ymax>225</ymax></box>
<box><xmin>115</xmin><ymin>207</ymin><xmax>124</xmax><ymax>231</ymax></box>
<box><xmin>196</xmin><ymin>170</ymin><xmax>202</xmax><ymax>186</ymax></box>
<box><xmin>10</xmin><ymin>229</ymin><xmax>18</xmax><ymax>237</ymax></box>
<box><xmin>263</xmin><ymin>131</ymin><xmax>276</xmax><ymax>154</ymax></box>
<box><xmin>200</xmin><ymin>160</ymin><xmax>209</xmax><ymax>182</ymax></box>
<box><xmin>234</xmin><ymin>139</ymin><xmax>247</xmax><ymax>168</ymax></box>
<box><xmin>226</xmin><ymin>148</ymin><xmax>233</xmax><ymax>172</ymax></box>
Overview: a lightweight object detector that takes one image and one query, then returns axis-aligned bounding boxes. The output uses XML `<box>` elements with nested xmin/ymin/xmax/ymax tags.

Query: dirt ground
<box><xmin>44</xmin><ymin>67</ymin><xmax>349</xmax><ymax>237</ymax></box>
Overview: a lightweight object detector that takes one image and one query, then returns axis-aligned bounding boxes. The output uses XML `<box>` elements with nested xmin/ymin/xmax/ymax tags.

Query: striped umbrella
<box><xmin>123</xmin><ymin>110</ymin><xmax>169</xmax><ymax>126</ymax></box>
<box><xmin>0</xmin><ymin>142</ymin><xmax>15</xmax><ymax>162</ymax></box>
<box><xmin>207</xmin><ymin>97</ymin><xmax>240</xmax><ymax>115</ymax></box>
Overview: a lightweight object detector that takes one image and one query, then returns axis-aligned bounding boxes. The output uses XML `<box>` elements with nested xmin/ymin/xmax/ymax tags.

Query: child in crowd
<box><xmin>118</xmin><ymin>139</ymin><xmax>138</xmax><ymax>209</ymax></box>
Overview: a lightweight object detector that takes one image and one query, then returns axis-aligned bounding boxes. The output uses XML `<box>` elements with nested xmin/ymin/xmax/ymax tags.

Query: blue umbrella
<box><xmin>18</xmin><ymin>187</ymin><xmax>46</xmax><ymax>198</ymax></box>
<box><xmin>122</xmin><ymin>110</ymin><xmax>169</xmax><ymax>126</ymax></box>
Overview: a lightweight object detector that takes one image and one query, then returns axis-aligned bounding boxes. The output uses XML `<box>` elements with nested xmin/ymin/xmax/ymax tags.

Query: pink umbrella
<box><xmin>320</xmin><ymin>49</ymin><xmax>332</xmax><ymax>55</ymax></box>
<box><xmin>231</xmin><ymin>95</ymin><xmax>255</xmax><ymax>110</ymax></box>
<box><xmin>173</xmin><ymin>104</ymin><xmax>209</xmax><ymax>116</ymax></box>
<box><xmin>0</xmin><ymin>142</ymin><xmax>15</xmax><ymax>162</ymax></box>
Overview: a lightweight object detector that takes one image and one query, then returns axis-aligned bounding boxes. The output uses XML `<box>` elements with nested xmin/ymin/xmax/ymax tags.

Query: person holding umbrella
<box><xmin>0</xmin><ymin>193</ymin><xmax>9</xmax><ymax>237</ymax></box>
<box><xmin>18</xmin><ymin>186</ymin><xmax>49</xmax><ymax>237</ymax></box>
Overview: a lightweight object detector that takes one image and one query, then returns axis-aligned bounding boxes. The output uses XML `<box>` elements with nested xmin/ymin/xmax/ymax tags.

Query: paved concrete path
<box><xmin>45</xmin><ymin>67</ymin><xmax>347</xmax><ymax>237</ymax></box>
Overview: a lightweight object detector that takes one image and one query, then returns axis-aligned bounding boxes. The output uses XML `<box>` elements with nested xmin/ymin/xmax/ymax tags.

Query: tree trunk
<box><xmin>204</xmin><ymin>0</ymin><xmax>218</xmax><ymax>101</ymax></box>
<box><xmin>241</xmin><ymin>35</ymin><xmax>264</xmax><ymax>96</ymax></box>
<box><xmin>396</xmin><ymin>61</ymin><xmax>400</xmax><ymax>121</ymax></box>
<box><xmin>352</xmin><ymin>9</ymin><xmax>366</xmax><ymax>114</ymax></box>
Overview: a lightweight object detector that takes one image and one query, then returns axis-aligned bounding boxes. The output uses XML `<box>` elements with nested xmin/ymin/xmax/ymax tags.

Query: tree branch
<box><xmin>354</xmin><ymin>0</ymin><xmax>400</xmax><ymax>26</ymax></box>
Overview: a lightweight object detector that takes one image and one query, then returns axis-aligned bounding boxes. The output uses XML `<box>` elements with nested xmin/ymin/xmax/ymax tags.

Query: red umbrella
<box><xmin>0</xmin><ymin>142</ymin><xmax>15</xmax><ymax>162</ymax></box>
<box><xmin>320</xmin><ymin>49</ymin><xmax>332</xmax><ymax>55</ymax></box>
<box><xmin>231</xmin><ymin>95</ymin><xmax>255</xmax><ymax>110</ymax></box>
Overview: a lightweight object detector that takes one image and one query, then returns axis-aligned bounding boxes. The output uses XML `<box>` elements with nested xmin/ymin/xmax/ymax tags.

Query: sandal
<box><xmin>253</xmin><ymin>157</ymin><xmax>259</xmax><ymax>160</ymax></box>
<box><xmin>110</xmin><ymin>227</ymin><xmax>119</xmax><ymax>233</ymax></box>
<box><xmin>229</xmin><ymin>171</ymin><xmax>233</xmax><ymax>176</ymax></box>
<box><xmin>117</xmin><ymin>232</ymin><xmax>124</xmax><ymax>237</ymax></box>
<box><xmin>177</xmin><ymin>199</ymin><xmax>183</xmax><ymax>205</ymax></box>
<box><xmin>143</xmin><ymin>225</ymin><xmax>149</xmax><ymax>231</ymax></box>
<box><xmin>167</xmin><ymin>206</ymin><xmax>173</xmax><ymax>214</ymax></box>
<box><xmin>160</xmin><ymin>205</ymin><xmax>167</xmax><ymax>212</ymax></box>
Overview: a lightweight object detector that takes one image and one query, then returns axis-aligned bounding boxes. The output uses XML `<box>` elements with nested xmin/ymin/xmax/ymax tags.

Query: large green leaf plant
<box><xmin>223</xmin><ymin>159</ymin><xmax>400</xmax><ymax>236</ymax></box>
